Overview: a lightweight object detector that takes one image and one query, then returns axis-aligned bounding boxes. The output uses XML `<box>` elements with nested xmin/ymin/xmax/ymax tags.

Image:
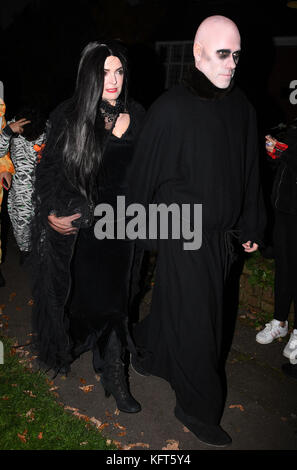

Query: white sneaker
<box><xmin>283</xmin><ymin>329</ymin><xmax>297</xmax><ymax>358</ymax></box>
<box><xmin>256</xmin><ymin>319</ymin><xmax>288</xmax><ymax>344</ymax></box>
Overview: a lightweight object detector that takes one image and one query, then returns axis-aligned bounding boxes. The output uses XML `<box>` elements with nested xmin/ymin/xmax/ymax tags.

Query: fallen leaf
<box><xmin>229</xmin><ymin>404</ymin><xmax>244</xmax><ymax>412</ymax></box>
<box><xmin>183</xmin><ymin>426</ymin><xmax>190</xmax><ymax>433</ymax></box>
<box><xmin>90</xmin><ymin>417</ymin><xmax>102</xmax><ymax>429</ymax></box>
<box><xmin>79</xmin><ymin>385</ymin><xmax>94</xmax><ymax>393</ymax></box>
<box><xmin>9</xmin><ymin>292</ymin><xmax>16</xmax><ymax>301</ymax></box>
<box><xmin>117</xmin><ymin>432</ymin><xmax>126</xmax><ymax>437</ymax></box>
<box><xmin>114</xmin><ymin>408</ymin><xmax>120</xmax><ymax>416</ymax></box>
<box><xmin>106</xmin><ymin>439</ymin><xmax>112</xmax><ymax>445</ymax></box>
<box><xmin>73</xmin><ymin>411</ymin><xmax>90</xmax><ymax>423</ymax></box>
<box><xmin>49</xmin><ymin>386</ymin><xmax>59</xmax><ymax>392</ymax></box>
<box><xmin>25</xmin><ymin>409</ymin><xmax>35</xmax><ymax>422</ymax></box>
<box><xmin>80</xmin><ymin>441</ymin><xmax>88</xmax><ymax>446</ymax></box>
<box><xmin>2</xmin><ymin>396</ymin><xmax>10</xmax><ymax>400</ymax></box>
<box><xmin>28</xmin><ymin>355</ymin><xmax>38</xmax><ymax>361</ymax></box>
<box><xmin>27</xmin><ymin>299</ymin><xmax>34</xmax><ymax>306</ymax></box>
<box><xmin>162</xmin><ymin>439</ymin><xmax>180</xmax><ymax>450</ymax></box>
<box><xmin>124</xmin><ymin>443</ymin><xmax>150</xmax><ymax>449</ymax></box>
<box><xmin>64</xmin><ymin>406</ymin><xmax>79</xmax><ymax>412</ymax></box>
<box><xmin>38</xmin><ymin>432</ymin><xmax>43</xmax><ymax>440</ymax></box>
<box><xmin>99</xmin><ymin>422</ymin><xmax>109</xmax><ymax>430</ymax></box>
<box><xmin>105</xmin><ymin>410</ymin><xmax>112</xmax><ymax>418</ymax></box>
<box><xmin>113</xmin><ymin>440</ymin><xmax>124</xmax><ymax>450</ymax></box>
<box><xmin>17</xmin><ymin>430</ymin><xmax>28</xmax><ymax>443</ymax></box>
<box><xmin>114</xmin><ymin>422</ymin><xmax>126</xmax><ymax>431</ymax></box>
<box><xmin>79</xmin><ymin>378</ymin><xmax>87</xmax><ymax>384</ymax></box>
<box><xmin>23</xmin><ymin>390</ymin><xmax>36</xmax><ymax>398</ymax></box>
<box><xmin>94</xmin><ymin>374</ymin><xmax>101</xmax><ymax>382</ymax></box>
<box><xmin>16</xmin><ymin>349</ymin><xmax>30</xmax><ymax>357</ymax></box>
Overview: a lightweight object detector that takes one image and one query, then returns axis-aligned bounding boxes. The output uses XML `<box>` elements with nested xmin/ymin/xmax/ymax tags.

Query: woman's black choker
<box><xmin>182</xmin><ymin>66</ymin><xmax>234</xmax><ymax>101</ymax></box>
<box><xmin>100</xmin><ymin>99</ymin><xmax>126</xmax><ymax>123</ymax></box>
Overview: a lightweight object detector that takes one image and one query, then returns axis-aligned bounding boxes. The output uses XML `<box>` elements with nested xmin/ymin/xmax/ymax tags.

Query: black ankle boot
<box><xmin>101</xmin><ymin>331</ymin><xmax>141</xmax><ymax>413</ymax></box>
<box><xmin>174</xmin><ymin>402</ymin><xmax>232</xmax><ymax>447</ymax></box>
<box><xmin>0</xmin><ymin>268</ymin><xmax>5</xmax><ymax>287</ymax></box>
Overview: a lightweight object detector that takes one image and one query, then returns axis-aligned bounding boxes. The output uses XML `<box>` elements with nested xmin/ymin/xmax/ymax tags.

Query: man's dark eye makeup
<box><xmin>216</xmin><ymin>49</ymin><xmax>241</xmax><ymax>64</ymax></box>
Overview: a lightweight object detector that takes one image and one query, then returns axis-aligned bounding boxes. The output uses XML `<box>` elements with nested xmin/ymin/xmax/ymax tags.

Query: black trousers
<box><xmin>273</xmin><ymin>210</ymin><xmax>297</xmax><ymax>328</ymax></box>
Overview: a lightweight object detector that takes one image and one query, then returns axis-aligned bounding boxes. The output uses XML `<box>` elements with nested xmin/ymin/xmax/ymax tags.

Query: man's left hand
<box><xmin>242</xmin><ymin>241</ymin><xmax>258</xmax><ymax>253</ymax></box>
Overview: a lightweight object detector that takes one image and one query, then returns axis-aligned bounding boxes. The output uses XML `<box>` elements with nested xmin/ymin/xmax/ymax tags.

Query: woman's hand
<box><xmin>9</xmin><ymin>118</ymin><xmax>31</xmax><ymax>134</ymax></box>
<box><xmin>48</xmin><ymin>213</ymin><xmax>81</xmax><ymax>235</ymax></box>
<box><xmin>0</xmin><ymin>171</ymin><xmax>12</xmax><ymax>189</ymax></box>
<box><xmin>112</xmin><ymin>113</ymin><xmax>130</xmax><ymax>138</ymax></box>
<box><xmin>242</xmin><ymin>241</ymin><xmax>258</xmax><ymax>253</ymax></box>
<box><xmin>265</xmin><ymin>134</ymin><xmax>277</xmax><ymax>151</ymax></box>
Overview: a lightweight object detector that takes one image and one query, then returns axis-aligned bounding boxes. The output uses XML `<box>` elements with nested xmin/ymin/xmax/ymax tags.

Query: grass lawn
<box><xmin>0</xmin><ymin>335</ymin><xmax>116</xmax><ymax>450</ymax></box>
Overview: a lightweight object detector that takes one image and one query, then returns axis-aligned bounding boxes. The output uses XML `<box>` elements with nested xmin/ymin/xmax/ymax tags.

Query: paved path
<box><xmin>1</xmin><ymin>233</ymin><xmax>297</xmax><ymax>451</ymax></box>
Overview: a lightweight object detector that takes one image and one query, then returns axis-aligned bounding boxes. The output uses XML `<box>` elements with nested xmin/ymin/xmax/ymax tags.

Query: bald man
<box><xmin>128</xmin><ymin>16</ymin><xmax>266</xmax><ymax>446</ymax></box>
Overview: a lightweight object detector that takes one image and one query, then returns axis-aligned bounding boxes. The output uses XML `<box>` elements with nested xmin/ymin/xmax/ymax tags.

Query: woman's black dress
<box><xmin>67</xmin><ymin>105</ymin><xmax>145</xmax><ymax>370</ymax></box>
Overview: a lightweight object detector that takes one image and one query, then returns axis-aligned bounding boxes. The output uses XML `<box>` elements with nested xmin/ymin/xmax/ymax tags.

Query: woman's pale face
<box><xmin>102</xmin><ymin>56</ymin><xmax>124</xmax><ymax>105</ymax></box>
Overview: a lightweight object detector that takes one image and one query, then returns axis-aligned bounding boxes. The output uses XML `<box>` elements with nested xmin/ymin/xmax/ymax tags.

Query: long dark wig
<box><xmin>62</xmin><ymin>40</ymin><xmax>129</xmax><ymax>202</ymax></box>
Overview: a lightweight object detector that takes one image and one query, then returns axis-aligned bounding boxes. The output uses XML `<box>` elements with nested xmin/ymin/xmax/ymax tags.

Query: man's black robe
<box><xmin>128</xmin><ymin>69</ymin><xmax>266</xmax><ymax>425</ymax></box>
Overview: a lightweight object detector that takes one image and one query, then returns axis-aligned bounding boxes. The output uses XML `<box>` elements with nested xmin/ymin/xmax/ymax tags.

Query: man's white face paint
<box><xmin>194</xmin><ymin>27</ymin><xmax>241</xmax><ymax>89</ymax></box>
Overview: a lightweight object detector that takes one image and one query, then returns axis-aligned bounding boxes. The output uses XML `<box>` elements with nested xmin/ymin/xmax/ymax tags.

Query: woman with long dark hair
<box><xmin>31</xmin><ymin>40</ymin><xmax>145</xmax><ymax>413</ymax></box>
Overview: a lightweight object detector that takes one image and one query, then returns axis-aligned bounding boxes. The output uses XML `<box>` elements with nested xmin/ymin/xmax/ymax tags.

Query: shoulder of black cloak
<box><xmin>126</xmin><ymin>98</ymin><xmax>146</xmax><ymax>136</ymax></box>
<box><xmin>127</xmin><ymin>98</ymin><xmax>146</xmax><ymax>118</ymax></box>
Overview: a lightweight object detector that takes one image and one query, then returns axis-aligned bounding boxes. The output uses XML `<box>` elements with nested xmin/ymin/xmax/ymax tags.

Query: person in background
<box><xmin>0</xmin><ymin>106</ymin><xmax>46</xmax><ymax>265</ymax></box>
<box><xmin>0</xmin><ymin>97</ymin><xmax>15</xmax><ymax>286</ymax></box>
<box><xmin>256</xmin><ymin>118</ymin><xmax>297</xmax><ymax>379</ymax></box>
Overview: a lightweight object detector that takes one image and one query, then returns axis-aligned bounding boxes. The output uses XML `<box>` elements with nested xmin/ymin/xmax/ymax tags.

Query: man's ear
<box><xmin>193</xmin><ymin>42</ymin><xmax>202</xmax><ymax>64</ymax></box>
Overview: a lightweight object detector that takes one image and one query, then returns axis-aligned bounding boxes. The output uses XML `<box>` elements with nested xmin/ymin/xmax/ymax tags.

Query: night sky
<box><xmin>0</xmin><ymin>0</ymin><xmax>296</xmax><ymax>120</ymax></box>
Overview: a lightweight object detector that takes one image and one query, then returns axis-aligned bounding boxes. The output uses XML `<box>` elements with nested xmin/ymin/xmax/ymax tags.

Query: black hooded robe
<box><xmin>128</xmin><ymin>69</ymin><xmax>266</xmax><ymax>425</ymax></box>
